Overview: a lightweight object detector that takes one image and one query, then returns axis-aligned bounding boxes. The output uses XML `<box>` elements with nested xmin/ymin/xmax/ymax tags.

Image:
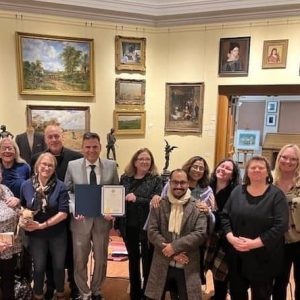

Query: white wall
<box><xmin>1</xmin><ymin>10</ymin><xmax>300</xmax><ymax>172</ymax></box>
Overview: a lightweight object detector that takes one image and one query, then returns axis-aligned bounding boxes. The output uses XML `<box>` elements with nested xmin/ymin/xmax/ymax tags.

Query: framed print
<box><xmin>165</xmin><ymin>82</ymin><xmax>204</xmax><ymax>133</ymax></box>
<box><xmin>115</xmin><ymin>78</ymin><xmax>145</xmax><ymax>105</ymax></box>
<box><xmin>26</xmin><ymin>105</ymin><xmax>90</xmax><ymax>150</ymax></box>
<box><xmin>16</xmin><ymin>32</ymin><xmax>94</xmax><ymax>96</ymax></box>
<box><xmin>262</xmin><ymin>39</ymin><xmax>288</xmax><ymax>69</ymax></box>
<box><xmin>218</xmin><ymin>37</ymin><xmax>250</xmax><ymax>77</ymax></box>
<box><xmin>101</xmin><ymin>185</ymin><xmax>125</xmax><ymax>216</ymax></box>
<box><xmin>235</xmin><ymin>129</ymin><xmax>260</xmax><ymax>150</ymax></box>
<box><xmin>114</xmin><ymin>110</ymin><xmax>146</xmax><ymax>135</ymax></box>
<box><xmin>115</xmin><ymin>35</ymin><xmax>146</xmax><ymax>72</ymax></box>
<box><xmin>267</xmin><ymin>101</ymin><xmax>278</xmax><ymax>113</ymax></box>
<box><xmin>266</xmin><ymin>114</ymin><xmax>277</xmax><ymax>126</ymax></box>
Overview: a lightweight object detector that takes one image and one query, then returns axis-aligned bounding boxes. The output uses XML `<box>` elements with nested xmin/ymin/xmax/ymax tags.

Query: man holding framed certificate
<box><xmin>64</xmin><ymin>132</ymin><xmax>119</xmax><ymax>300</ymax></box>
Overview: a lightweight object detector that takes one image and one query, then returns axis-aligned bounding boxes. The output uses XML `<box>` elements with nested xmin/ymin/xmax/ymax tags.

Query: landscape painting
<box><xmin>26</xmin><ymin>105</ymin><xmax>90</xmax><ymax>150</ymax></box>
<box><xmin>16</xmin><ymin>32</ymin><xmax>94</xmax><ymax>96</ymax></box>
<box><xmin>114</xmin><ymin>111</ymin><xmax>145</xmax><ymax>135</ymax></box>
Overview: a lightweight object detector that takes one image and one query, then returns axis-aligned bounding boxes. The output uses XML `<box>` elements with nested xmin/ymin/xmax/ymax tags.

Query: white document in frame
<box><xmin>101</xmin><ymin>185</ymin><xmax>125</xmax><ymax>216</ymax></box>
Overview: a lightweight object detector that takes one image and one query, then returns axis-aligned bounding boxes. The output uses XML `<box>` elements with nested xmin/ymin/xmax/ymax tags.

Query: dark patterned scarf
<box><xmin>31</xmin><ymin>174</ymin><xmax>57</xmax><ymax>213</ymax></box>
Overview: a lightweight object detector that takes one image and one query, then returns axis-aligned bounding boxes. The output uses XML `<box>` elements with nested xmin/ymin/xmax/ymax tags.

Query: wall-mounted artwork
<box><xmin>115</xmin><ymin>36</ymin><xmax>146</xmax><ymax>72</ymax></box>
<box><xmin>114</xmin><ymin>110</ymin><xmax>146</xmax><ymax>135</ymax></box>
<box><xmin>16</xmin><ymin>32</ymin><xmax>94</xmax><ymax>96</ymax></box>
<box><xmin>218</xmin><ymin>37</ymin><xmax>250</xmax><ymax>77</ymax></box>
<box><xmin>115</xmin><ymin>78</ymin><xmax>145</xmax><ymax>105</ymax></box>
<box><xmin>235</xmin><ymin>129</ymin><xmax>260</xmax><ymax>150</ymax></box>
<box><xmin>266</xmin><ymin>114</ymin><xmax>277</xmax><ymax>126</ymax></box>
<box><xmin>165</xmin><ymin>82</ymin><xmax>204</xmax><ymax>133</ymax></box>
<box><xmin>26</xmin><ymin>105</ymin><xmax>90</xmax><ymax>150</ymax></box>
<box><xmin>267</xmin><ymin>101</ymin><xmax>278</xmax><ymax>113</ymax></box>
<box><xmin>262</xmin><ymin>39</ymin><xmax>288</xmax><ymax>69</ymax></box>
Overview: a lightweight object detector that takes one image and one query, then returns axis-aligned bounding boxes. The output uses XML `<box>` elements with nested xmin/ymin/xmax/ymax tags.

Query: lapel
<box><xmin>180</xmin><ymin>199</ymin><xmax>193</xmax><ymax>232</ymax></box>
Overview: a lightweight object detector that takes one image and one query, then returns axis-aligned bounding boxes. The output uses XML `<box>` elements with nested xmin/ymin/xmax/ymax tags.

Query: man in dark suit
<box><xmin>15</xmin><ymin>125</ymin><xmax>46</xmax><ymax>164</ymax></box>
<box><xmin>31</xmin><ymin>123</ymin><xmax>83</xmax><ymax>300</ymax></box>
<box><xmin>64</xmin><ymin>132</ymin><xmax>119</xmax><ymax>300</ymax></box>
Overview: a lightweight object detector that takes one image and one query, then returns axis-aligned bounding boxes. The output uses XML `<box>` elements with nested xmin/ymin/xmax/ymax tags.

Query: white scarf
<box><xmin>167</xmin><ymin>187</ymin><xmax>191</xmax><ymax>235</ymax></box>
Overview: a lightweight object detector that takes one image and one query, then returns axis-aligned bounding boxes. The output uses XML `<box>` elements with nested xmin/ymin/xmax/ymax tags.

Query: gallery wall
<box><xmin>1</xmin><ymin>9</ymin><xmax>300</xmax><ymax>171</ymax></box>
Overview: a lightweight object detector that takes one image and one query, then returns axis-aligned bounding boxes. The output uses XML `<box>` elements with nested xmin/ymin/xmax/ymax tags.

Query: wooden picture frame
<box><xmin>262</xmin><ymin>39</ymin><xmax>288</xmax><ymax>69</ymax></box>
<box><xmin>16</xmin><ymin>32</ymin><xmax>94</xmax><ymax>96</ymax></box>
<box><xmin>115</xmin><ymin>78</ymin><xmax>145</xmax><ymax>105</ymax></box>
<box><xmin>235</xmin><ymin>129</ymin><xmax>260</xmax><ymax>150</ymax></box>
<box><xmin>218</xmin><ymin>37</ymin><xmax>251</xmax><ymax>77</ymax></box>
<box><xmin>165</xmin><ymin>82</ymin><xmax>204</xmax><ymax>133</ymax></box>
<box><xmin>115</xmin><ymin>36</ymin><xmax>146</xmax><ymax>72</ymax></box>
<box><xmin>114</xmin><ymin>110</ymin><xmax>146</xmax><ymax>135</ymax></box>
<box><xmin>26</xmin><ymin>105</ymin><xmax>90</xmax><ymax>150</ymax></box>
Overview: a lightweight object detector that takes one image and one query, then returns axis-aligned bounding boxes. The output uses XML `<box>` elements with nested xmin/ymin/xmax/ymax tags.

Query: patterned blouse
<box><xmin>0</xmin><ymin>184</ymin><xmax>21</xmax><ymax>259</ymax></box>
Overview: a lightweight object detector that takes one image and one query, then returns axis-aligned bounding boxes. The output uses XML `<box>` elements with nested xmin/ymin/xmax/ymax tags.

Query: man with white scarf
<box><xmin>145</xmin><ymin>169</ymin><xmax>207</xmax><ymax>300</ymax></box>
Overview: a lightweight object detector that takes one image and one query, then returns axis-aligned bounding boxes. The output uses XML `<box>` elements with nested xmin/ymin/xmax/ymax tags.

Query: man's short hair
<box><xmin>82</xmin><ymin>132</ymin><xmax>100</xmax><ymax>142</ymax></box>
<box><xmin>169</xmin><ymin>168</ymin><xmax>188</xmax><ymax>179</ymax></box>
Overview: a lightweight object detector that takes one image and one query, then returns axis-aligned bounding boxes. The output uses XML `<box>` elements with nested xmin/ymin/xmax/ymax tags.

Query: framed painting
<box><xmin>26</xmin><ymin>105</ymin><xmax>90</xmax><ymax>150</ymax></box>
<box><xmin>16</xmin><ymin>32</ymin><xmax>94</xmax><ymax>96</ymax></box>
<box><xmin>267</xmin><ymin>101</ymin><xmax>278</xmax><ymax>113</ymax></box>
<box><xmin>115</xmin><ymin>35</ymin><xmax>146</xmax><ymax>72</ymax></box>
<box><xmin>235</xmin><ymin>129</ymin><xmax>260</xmax><ymax>150</ymax></box>
<box><xmin>114</xmin><ymin>110</ymin><xmax>146</xmax><ymax>135</ymax></box>
<box><xmin>165</xmin><ymin>82</ymin><xmax>204</xmax><ymax>133</ymax></box>
<box><xmin>266</xmin><ymin>114</ymin><xmax>277</xmax><ymax>126</ymax></box>
<box><xmin>115</xmin><ymin>78</ymin><xmax>145</xmax><ymax>105</ymax></box>
<box><xmin>218</xmin><ymin>37</ymin><xmax>251</xmax><ymax>77</ymax></box>
<box><xmin>262</xmin><ymin>39</ymin><xmax>288</xmax><ymax>69</ymax></box>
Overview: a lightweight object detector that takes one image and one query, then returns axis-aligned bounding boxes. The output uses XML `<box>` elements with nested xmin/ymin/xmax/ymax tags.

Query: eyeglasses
<box><xmin>0</xmin><ymin>146</ymin><xmax>15</xmax><ymax>152</ymax></box>
<box><xmin>170</xmin><ymin>180</ymin><xmax>188</xmax><ymax>186</ymax></box>
<box><xmin>280</xmin><ymin>155</ymin><xmax>298</xmax><ymax>163</ymax></box>
<box><xmin>191</xmin><ymin>165</ymin><xmax>205</xmax><ymax>172</ymax></box>
<box><xmin>136</xmin><ymin>158</ymin><xmax>151</xmax><ymax>162</ymax></box>
<box><xmin>40</xmin><ymin>162</ymin><xmax>55</xmax><ymax>169</ymax></box>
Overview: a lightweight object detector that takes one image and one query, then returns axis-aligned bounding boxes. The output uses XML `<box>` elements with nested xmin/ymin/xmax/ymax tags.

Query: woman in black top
<box><xmin>117</xmin><ymin>148</ymin><xmax>162</xmax><ymax>300</ymax></box>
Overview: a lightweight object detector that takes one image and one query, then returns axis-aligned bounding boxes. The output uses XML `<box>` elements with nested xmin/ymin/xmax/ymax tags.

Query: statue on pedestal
<box><xmin>162</xmin><ymin>139</ymin><xmax>178</xmax><ymax>184</ymax></box>
<box><xmin>106</xmin><ymin>128</ymin><xmax>117</xmax><ymax>161</ymax></box>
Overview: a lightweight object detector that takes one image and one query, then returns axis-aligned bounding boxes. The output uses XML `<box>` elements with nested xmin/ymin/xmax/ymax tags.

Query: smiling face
<box><xmin>247</xmin><ymin>159</ymin><xmax>268</xmax><ymax>184</ymax></box>
<box><xmin>82</xmin><ymin>138</ymin><xmax>101</xmax><ymax>164</ymax></box>
<box><xmin>189</xmin><ymin>159</ymin><xmax>205</xmax><ymax>182</ymax></box>
<box><xmin>216</xmin><ymin>160</ymin><xmax>234</xmax><ymax>184</ymax></box>
<box><xmin>44</xmin><ymin>125</ymin><xmax>64</xmax><ymax>155</ymax></box>
<box><xmin>37</xmin><ymin>154</ymin><xmax>56</xmax><ymax>182</ymax></box>
<box><xmin>278</xmin><ymin>146</ymin><xmax>299</xmax><ymax>174</ymax></box>
<box><xmin>170</xmin><ymin>170</ymin><xmax>189</xmax><ymax>199</ymax></box>
<box><xmin>134</xmin><ymin>151</ymin><xmax>152</xmax><ymax>175</ymax></box>
<box><xmin>0</xmin><ymin>139</ymin><xmax>16</xmax><ymax>167</ymax></box>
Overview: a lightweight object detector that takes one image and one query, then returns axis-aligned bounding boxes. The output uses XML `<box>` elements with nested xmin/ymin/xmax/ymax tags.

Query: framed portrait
<box><xmin>26</xmin><ymin>105</ymin><xmax>90</xmax><ymax>150</ymax></box>
<box><xmin>267</xmin><ymin>101</ymin><xmax>278</xmax><ymax>113</ymax></box>
<box><xmin>262</xmin><ymin>39</ymin><xmax>288</xmax><ymax>69</ymax></box>
<box><xmin>115</xmin><ymin>78</ymin><xmax>145</xmax><ymax>105</ymax></box>
<box><xmin>218</xmin><ymin>37</ymin><xmax>251</xmax><ymax>77</ymax></box>
<box><xmin>16</xmin><ymin>32</ymin><xmax>94</xmax><ymax>96</ymax></box>
<box><xmin>266</xmin><ymin>114</ymin><xmax>277</xmax><ymax>126</ymax></box>
<box><xmin>235</xmin><ymin>129</ymin><xmax>260</xmax><ymax>150</ymax></box>
<box><xmin>165</xmin><ymin>82</ymin><xmax>204</xmax><ymax>133</ymax></box>
<box><xmin>114</xmin><ymin>110</ymin><xmax>146</xmax><ymax>135</ymax></box>
<box><xmin>115</xmin><ymin>35</ymin><xmax>146</xmax><ymax>72</ymax></box>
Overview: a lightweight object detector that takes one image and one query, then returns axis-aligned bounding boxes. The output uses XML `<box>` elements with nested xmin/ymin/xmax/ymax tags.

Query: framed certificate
<box><xmin>101</xmin><ymin>185</ymin><xmax>125</xmax><ymax>216</ymax></box>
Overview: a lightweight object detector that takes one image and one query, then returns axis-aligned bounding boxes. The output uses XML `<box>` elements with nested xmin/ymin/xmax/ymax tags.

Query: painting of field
<box><xmin>118</xmin><ymin>115</ymin><xmax>141</xmax><ymax>130</ymax></box>
<box><xmin>114</xmin><ymin>111</ymin><xmax>145</xmax><ymax>135</ymax></box>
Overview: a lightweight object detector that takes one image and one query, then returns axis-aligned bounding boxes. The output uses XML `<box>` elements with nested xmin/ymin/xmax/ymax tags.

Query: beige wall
<box><xmin>1</xmin><ymin>10</ymin><xmax>300</xmax><ymax>172</ymax></box>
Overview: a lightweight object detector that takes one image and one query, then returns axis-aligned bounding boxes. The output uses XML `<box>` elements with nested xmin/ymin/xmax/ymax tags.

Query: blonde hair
<box><xmin>0</xmin><ymin>137</ymin><xmax>27</xmax><ymax>164</ymax></box>
<box><xmin>34</xmin><ymin>152</ymin><xmax>57</xmax><ymax>174</ymax></box>
<box><xmin>274</xmin><ymin>144</ymin><xmax>300</xmax><ymax>186</ymax></box>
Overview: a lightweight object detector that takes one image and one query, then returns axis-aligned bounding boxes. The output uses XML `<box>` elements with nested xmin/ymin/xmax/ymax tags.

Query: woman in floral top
<box><xmin>0</xmin><ymin>169</ymin><xmax>21</xmax><ymax>300</ymax></box>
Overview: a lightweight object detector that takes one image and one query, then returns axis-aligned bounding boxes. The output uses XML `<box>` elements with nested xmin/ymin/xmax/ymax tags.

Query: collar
<box><xmin>85</xmin><ymin>158</ymin><xmax>100</xmax><ymax>169</ymax></box>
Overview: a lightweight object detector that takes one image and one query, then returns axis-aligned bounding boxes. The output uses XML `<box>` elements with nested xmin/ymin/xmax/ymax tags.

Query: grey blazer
<box><xmin>64</xmin><ymin>157</ymin><xmax>119</xmax><ymax>234</ymax></box>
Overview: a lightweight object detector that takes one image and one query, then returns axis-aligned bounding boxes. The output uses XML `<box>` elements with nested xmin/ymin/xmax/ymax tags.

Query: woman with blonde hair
<box><xmin>272</xmin><ymin>144</ymin><xmax>300</xmax><ymax>300</ymax></box>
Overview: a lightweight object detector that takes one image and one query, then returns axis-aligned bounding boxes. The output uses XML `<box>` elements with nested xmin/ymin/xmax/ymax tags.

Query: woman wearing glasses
<box><xmin>116</xmin><ymin>148</ymin><xmax>163</xmax><ymax>300</ymax></box>
<box><xmin>272</xmin><ymin>144</ymin><xmax>300</xmax><ymax>300</ymax></box>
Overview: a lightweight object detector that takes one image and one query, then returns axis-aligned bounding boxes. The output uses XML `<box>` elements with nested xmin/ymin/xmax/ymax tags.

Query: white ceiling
<box><xmin>1</xmin><ymin>0</ymin><xmax>300</xmax><ymax>26</ymax></box>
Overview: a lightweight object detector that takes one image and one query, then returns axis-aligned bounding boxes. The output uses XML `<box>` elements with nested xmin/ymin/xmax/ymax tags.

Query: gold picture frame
<box><xmin>115</xmin><ymin>78</ymin><xmax>145</xmax><ymax>105</ymax></box>
<box><xmin>114</xmin><ymin>110</ymin><xmax>146</xmax><ymax>135</ymax></box>
<box><xmin>16</xmin><ymin>32</ymin><xmax>94</xmax><ymax>96</ymax></box>
<box><xmin>262</xmin><ymin>39</ymin><xmax>288</xmax><ymax>69</ymax></box>
<box><xmin>115</xmin><ymin>35</ymin><xmax>146</xmax><ymax>72</ymax></box>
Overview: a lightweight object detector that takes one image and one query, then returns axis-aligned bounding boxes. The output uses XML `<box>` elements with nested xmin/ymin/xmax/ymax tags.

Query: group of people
<box><xmin>0</xmin><ymin>125</ymin><xmax>299</xmax><ymax>300</ymax></box>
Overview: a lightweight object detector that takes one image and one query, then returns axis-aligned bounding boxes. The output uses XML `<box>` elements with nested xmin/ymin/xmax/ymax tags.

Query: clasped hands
<box><xmin>162</xmin><ymin>242</ymin><xmax>189</xmax><ymax>265</ymax></box>
<box><xmin>227</xmin><ymin>233</ymin><xmax>260</xmax><ymax>252</ymax></box>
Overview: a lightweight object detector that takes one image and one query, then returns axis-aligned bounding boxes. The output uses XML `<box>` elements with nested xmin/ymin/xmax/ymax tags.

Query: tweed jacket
<box><xmin>145</xmin><ymin>196</ymin><xmax>207</xmax><ymax>300</ymax></box>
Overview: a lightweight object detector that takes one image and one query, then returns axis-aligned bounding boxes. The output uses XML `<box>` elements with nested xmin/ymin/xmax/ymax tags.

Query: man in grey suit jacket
<box><xmin>64</xmin><ymin>132</ymin><xmax>119</xmax><ymax>300</ymax></box>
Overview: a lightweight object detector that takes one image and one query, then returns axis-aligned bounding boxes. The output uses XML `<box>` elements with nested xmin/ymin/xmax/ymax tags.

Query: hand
<box><xmin>150</xmin><ymin>195</ymin><xmax>161</xmax><ymax>208</ymax></box>
<box><xmin>0</xmin><ymin>241</ymin><xmax>12</xmax><ymax>252</ymax></box>
<box><xmin>74</xmin><ymin>214</ymin><xmax>85</xmax><ymax>221</ymax></box>
<box><xmin>23</xmin><ymin>220</ymin><xmax>43</xmax><ymax>232</ymax></box>
<box><xmin>5</xmin><ymin>196</ymin><xmax>20</xmax><ymax>208</ymax></box>
<box><xmin>162</xmin><ymin>242</ymin><xmax>175</xmax><ymax>257</ymax></box>
<box><xmin>173</xmin><ymin>252</ymin><xmax>189</xmax><ymax>265</ymax></box>
<box><xmin>196</xmin><ymin>202</ymin><xmax>209</xmax><ymax>214</ymax></box>
<box><xmin>227</xmin><ymin>233</ymin><xmax>250</xmax><ymax>252</ymax></box>
<box><xmin>103</xmin><ymin>214</ymin><xmax>114</xmax><ymax>221</ymax></box>
<box><xmin>126</xmin><ymin>193</ymin><xmax>136</xmax><ymax>202</ymax></box>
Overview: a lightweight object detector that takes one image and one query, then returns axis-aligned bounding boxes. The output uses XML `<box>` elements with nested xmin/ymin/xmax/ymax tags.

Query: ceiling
<box><xmin>1</xmin><ymin>0</ymin><xmax>300</xmax><ymax>27</ymax></box>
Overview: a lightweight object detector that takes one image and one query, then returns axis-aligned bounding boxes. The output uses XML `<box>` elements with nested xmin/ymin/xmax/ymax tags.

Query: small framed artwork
<box><xmin>267</xmin><ymin>101</ymin><xmax>278</xmax><ymax>113</ymax></box>
<box><xmin>218</xmin><ymin>37</ymin><xmax>251</xmax><ymax>77</ymax></box>
<box><xmin>262</xmin><ymin>39</ymin><xmax>288</xmax><ymax>69</ymax></box>
<box><xmin>16</xmin><ymin>32</ymin><xmax>94</xmax><ymax>96</ymax></box>
<box><xmin>235</xmin><ymin>129</ymin><xmax>260</xmax><ymax>150</ymax></box>
<box><xmin>165</xmin><ymin>82</ymin><xmax>204</xmax><ymax>133</ymax></box>
<box><xmin>115</xmin><ymin>78</ymin><xmax>145</xmax><ymax>105</ymax></box>
<box><xmin>114</xmin><ymin>110</ymin><xmax>146</xmax><ymax>135</ymax></box>
<box><xmin>115</xmin><ymin>36</ymin><xmax>146</xmax><ymax>72</ymax></box>
<box><xmin>266</xmin><ymin>114</ymin><xmax>277</xmax><ymax>126</ymax></box>
<box><xmin>26</xmin><ymin>105</ymin><xmax>90</xmax><ymax>150</ymax></box>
